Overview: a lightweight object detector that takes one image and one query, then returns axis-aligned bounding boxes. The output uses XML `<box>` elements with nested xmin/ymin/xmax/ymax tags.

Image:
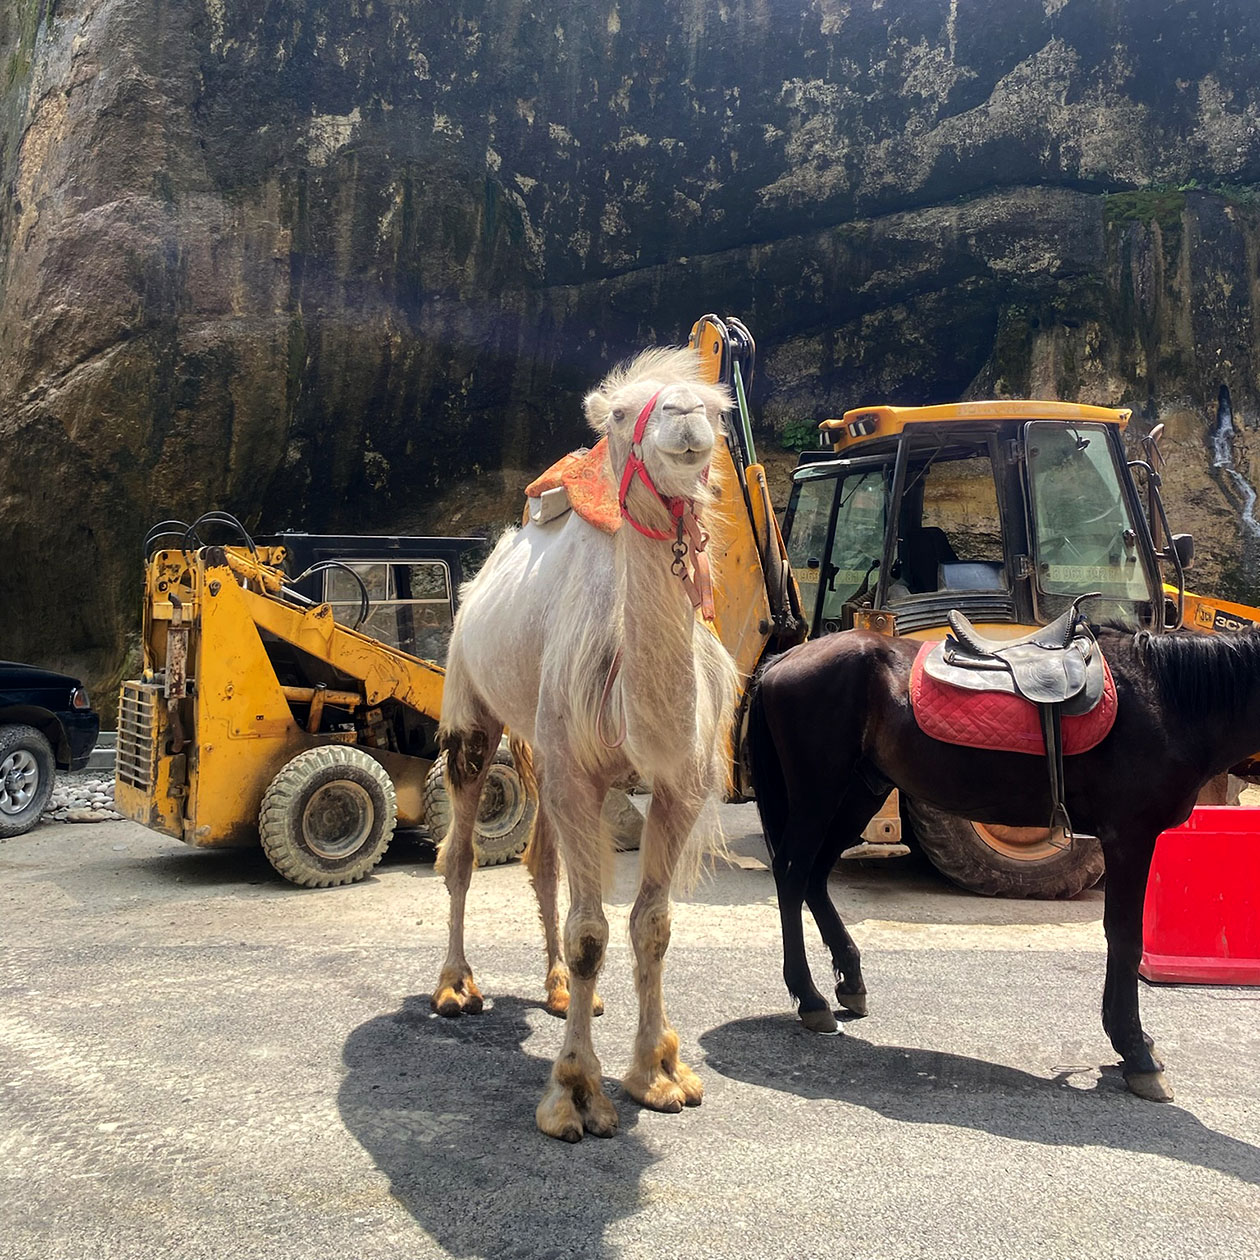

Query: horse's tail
<box><xmin>747</xmin><ymin>663</ymin><xmax>789</xmax><ymax>859</ymax></box>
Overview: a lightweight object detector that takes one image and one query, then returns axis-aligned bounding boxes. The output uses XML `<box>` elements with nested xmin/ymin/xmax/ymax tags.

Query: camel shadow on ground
<box><xmin>699</xmin><ymin>1014</ymin><xmax>1260</xmax><ymax>1187</ymax></box>
<box><xmin>338</xmin><ymin>994</ymin><xmax>655</xmax><ymax>1260</ymax></box>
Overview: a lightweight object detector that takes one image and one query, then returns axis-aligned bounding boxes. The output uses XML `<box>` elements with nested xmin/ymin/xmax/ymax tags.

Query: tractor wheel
<box><xmin>259</xmin><ymin>745</ymin><xmax>396</xmax><ymax>888</ymax></box>
<box><xmin>423</xmin><ymin>747</ymin><xmax>536</xmax><ymax>866</ymax></box>
<box><xmin>0</xmin><ymin>724</ymin><xmax>56</xmax><ymax>839</ymax></box>
<box><xmin>903</xmin><ymin>797</ymin><xmax>1105</xmax><ymax>899</ymax></box>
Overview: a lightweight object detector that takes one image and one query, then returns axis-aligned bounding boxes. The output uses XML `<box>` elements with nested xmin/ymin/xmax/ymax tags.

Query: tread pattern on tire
<box><xmin>258</xmin><ymin>745</ymin><xmax>396</xmax><ymax>888</ymax></box>
<box><xmin>423</xmin><ymin>748</ymin><xmax>536</xmax><ymax>867</ymax></box>
<box><xmin>0</xmin><ymin>724</ymin><xmax>56</xmax><ymax>840</ymax></box>
<box><xmin>903</xmin><ymin>796</ymin><xmax>1105</xmax><ymax>899</ymax></box>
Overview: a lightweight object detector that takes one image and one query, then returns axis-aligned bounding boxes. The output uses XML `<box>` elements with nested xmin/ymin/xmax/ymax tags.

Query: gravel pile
<box><xmin>43</xmin><ymin>770</ymin><xmax>123</xmax><ymax>823</ymax></box>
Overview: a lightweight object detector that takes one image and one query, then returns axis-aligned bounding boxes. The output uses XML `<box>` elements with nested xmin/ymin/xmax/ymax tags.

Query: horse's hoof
<box><xmin>835</xmin><ymin>990</ymin><xmax>868</xmax><ymax>1018</ymax></box>
<box><xmin>1125</xmin><ymin>1069</ymin><xmax>1174</xmax><ymax>1102</ymax></box>
<box><xmin>800</xmin><ymin>1006</ymin><xmax>839</xmax><ymax>1034</ymax></box>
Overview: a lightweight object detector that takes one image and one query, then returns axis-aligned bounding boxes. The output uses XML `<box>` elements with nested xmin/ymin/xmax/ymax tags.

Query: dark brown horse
<box><xmin>748</xmin><ymin>624</ymin><xmax>1260</xmax><ymax>1102</ymax></box>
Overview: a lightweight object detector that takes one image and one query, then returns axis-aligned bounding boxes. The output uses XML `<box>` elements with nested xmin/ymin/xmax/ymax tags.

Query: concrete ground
<box><xmin>2</xmin><ymin>804</ymin><xmax>1259</xmax><ymax>1260</ymax></box>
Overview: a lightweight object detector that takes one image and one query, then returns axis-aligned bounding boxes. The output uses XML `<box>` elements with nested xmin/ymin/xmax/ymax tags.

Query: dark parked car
<box><xmin>0</xmin><ymin>661</ymin><xmax>100</xmax><ymax>838</ymax></box>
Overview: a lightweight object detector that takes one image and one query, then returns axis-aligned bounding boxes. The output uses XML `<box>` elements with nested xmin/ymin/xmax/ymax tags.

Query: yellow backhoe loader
<box><xmin>113</xmin><ymin>525</ymin><xmax>542</xmax><ymax>885</ymax></box>
<box><xmin>774</xmin><ymin>389</ymin><xmax>1260</xmax><ymax>895</ymax></box>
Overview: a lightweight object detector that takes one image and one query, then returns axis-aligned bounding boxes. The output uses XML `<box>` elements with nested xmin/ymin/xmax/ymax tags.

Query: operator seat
<box><xmin>900</xmin><ymin>526</ymin><xmax>958</xmax><ymax>594</ymax></box>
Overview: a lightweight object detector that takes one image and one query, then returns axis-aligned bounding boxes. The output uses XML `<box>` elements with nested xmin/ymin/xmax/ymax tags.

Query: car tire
<box><xmin>258</xmin><ymin>745</ymin><xmax>396</xmax><ymax>888</ymax></box>
<box><xmin>0</xmin><ymin>724</ymin><xmax>57</xmax><ymax>839</ymax></box>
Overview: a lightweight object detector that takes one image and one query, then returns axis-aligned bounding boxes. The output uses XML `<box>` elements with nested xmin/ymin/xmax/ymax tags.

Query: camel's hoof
<box><xmin>623</xmin><ymin>1040</ymin><xmax>704</xmax><ymax>1112</ymax></box>
<box><xmin>542</xmin><ymin>988</ymin><xmax>605</xmax><ymax>1019</ymax></box>
<box><xmin>675</xmin><ymin>1061</ymin><xmax>704</xmax><ymax>1107</ymax></box>
<box><xmin>800</xmin><ymin>1006</ymin><xmax>839</xmax><ymax>1034</ymax></box>
<box><xmin>1125</xmin><ymin>1069</ymin><xmax>1174</xmax><ymax>1102</ymax></box>
<box><xmin>536</xmin><ymin>1092</ymin><xmax>584</xmax><ymax>1143</ymax></box>
<box><xmin>536</xmin><ymin>1082</ymin><xmax>618</xmax><ymax>1142</ymax></box>
<box><xmin>623</xmin><ymin>1068</ymin><xmax>702</xmax><ymax>1113</ymax></box>
<box><xmin>626</xmin><ymin>1062</ymin><xmax>703</xmax><ymax>1112</ymax></box>
<box><xmin>835</xmin><ymin>989</ymin><xmax>868</xmax><ymax>1018</ymax></box>
<box><xmin>430</xmin><ymin>983</ymin><xmax>483</xmax><ymax>1018</ymax></box>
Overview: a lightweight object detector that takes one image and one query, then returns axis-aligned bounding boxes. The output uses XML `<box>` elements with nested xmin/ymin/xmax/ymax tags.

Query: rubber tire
<box><xmin>423</xmin><ymin>748</ymin><xmax>536</xmax><ymax>866</ymax></box>
<box><xmin>903</xmin><ymin>796</ymin><xmax>1105</xmax><ymax>899</ymax></box>
<box><xmin>0</xmin><ymin>724</ymin><xmax>56</xmax><ymax>839</ymax></box>
<box><xmin>258</xmin><ymin>745</ymin><xmax>396</xmax><ymax>888</ymax></box>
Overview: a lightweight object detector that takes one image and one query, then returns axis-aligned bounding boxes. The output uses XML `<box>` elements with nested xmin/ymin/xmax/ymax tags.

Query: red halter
<box><xmin>615</xmin><ymin>389</ymin><xmax>715</xmax><ymax>622</ymax></box>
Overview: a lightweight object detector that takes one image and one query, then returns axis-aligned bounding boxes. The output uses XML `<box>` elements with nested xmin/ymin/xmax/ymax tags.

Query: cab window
<box><xmin>889</xmin><ymin>450</ymin><xmax>1008</xmax><ymax>599</ymax></box>
<box><xmin>325</xmin><ymin>561</ymin><xmax>454</xmax><ymax>662</ymax></box>
<box><xmin>786</xmin><ymin>469</ymin><xmax>888</xmax><ymax>632</ymax></box>
<box><xmin>1026</xmin><ymin>422</ymin><xmax>1148</xmax><ymax>603</ymax></box>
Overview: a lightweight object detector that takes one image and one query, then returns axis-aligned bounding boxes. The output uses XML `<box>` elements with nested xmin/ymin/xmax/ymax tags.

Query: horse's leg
<box><xmin>431</xmin><ymin>721</ymin><xmax>504</xmax><ymax>1017</ymax></box>
<box><xmin>1100</xmin><ymin>834</ymin><xmax>1172</xmax><ymax>1102</ymax></box>
<box><xmin>770</xmin><ymin>800</ymin><xmax>839</xmax><ymax>1034</ymax></box>
<box><xmin>535</xmin><ymin>771</ymin><xmax>619</xmax><ymax>1142</ymax></box>
<box><xmin>622</xmin><ymin>782</ymin><xmax>705</xmax><ymax>1112</ymax></box>
<box><xmin>804</xmin><ymin>785</ymin><xmax>888</xmax><ymax>1019</ymax></box>
<box><xmin>525</xmin><ymin>799</ymin><xmax>604</xmax><ymax>1019</ymax></box>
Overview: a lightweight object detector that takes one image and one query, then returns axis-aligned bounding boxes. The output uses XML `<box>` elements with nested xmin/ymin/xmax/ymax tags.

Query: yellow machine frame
<box><xmin>114</xmin><ymin>544</ymin><xmax>447</xmax><ymax>850</ymax></box>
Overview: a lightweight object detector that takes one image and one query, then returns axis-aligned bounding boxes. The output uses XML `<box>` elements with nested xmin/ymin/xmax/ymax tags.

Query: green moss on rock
<box><xmin>1104</xmin><ymin>189</ymin><xmax>1186</xmax><ymax>232</ymax></box>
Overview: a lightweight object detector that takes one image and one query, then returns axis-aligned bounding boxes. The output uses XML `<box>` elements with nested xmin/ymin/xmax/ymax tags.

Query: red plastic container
<box><xmin>1140</xmin><ymin>806</ymin><xmax>1260</xmax><ymax>985</ymax></box>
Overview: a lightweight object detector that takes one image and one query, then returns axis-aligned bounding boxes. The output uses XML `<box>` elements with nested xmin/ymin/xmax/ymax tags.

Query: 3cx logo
<box><xmin>1213</xmin><ymin>609</ymin><xmax>1255</xmax><ymax>632</ymax></box>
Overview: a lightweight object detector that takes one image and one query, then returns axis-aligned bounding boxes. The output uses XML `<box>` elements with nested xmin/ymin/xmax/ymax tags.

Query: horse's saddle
<box><xmin>915</xmin><ymin>595</ymin><xmax>1110</xmax><ymax>849</ymax></box>
<box><xmin>923</xmin><ymin>602</ymin><xmax>1106</xmax><ymax>713</ymax></box>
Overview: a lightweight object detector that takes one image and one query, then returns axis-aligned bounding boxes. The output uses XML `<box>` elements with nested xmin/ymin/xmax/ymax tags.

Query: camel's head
<box><xmin>584</xmin><ymin>347</ymin><xmax>732</xmax><ymax>505</ymax></box>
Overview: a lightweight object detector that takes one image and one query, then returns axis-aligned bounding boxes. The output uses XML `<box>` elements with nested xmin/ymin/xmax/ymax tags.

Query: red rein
<box><xmin>616</xmin><ymin>390</ymin><xmax>716</xmax><ymax>622</ymax></box>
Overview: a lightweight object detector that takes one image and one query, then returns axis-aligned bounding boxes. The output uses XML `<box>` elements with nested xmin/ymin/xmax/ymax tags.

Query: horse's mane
<box><xmin>1133</xmin><ymin>627</ymin><xmax>1260</xmax><ymax>719</ymax></box>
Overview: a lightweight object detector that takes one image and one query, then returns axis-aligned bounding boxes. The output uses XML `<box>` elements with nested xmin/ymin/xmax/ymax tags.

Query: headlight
<box><xmin>70</xmin><ymin>686</ymin><xmax>92</xmax><ymax>710</ymax></box>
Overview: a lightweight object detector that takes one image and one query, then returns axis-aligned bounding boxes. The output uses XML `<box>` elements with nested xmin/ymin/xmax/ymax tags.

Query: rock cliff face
<box><xmin>3</xmin><ymin>0</ymin><xmax>1260</xmax><ymax>706</ymax></box>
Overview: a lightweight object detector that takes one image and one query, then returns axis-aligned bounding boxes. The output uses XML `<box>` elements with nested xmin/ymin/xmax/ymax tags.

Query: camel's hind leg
<box><xmin>536</xmin><ymin>769</ymin><xmax>619</xmax><ymax>1142</ymax></box>
<box><xmin>431</xmin><ymin>721</ymin><xmax>503</xmax><ymax>1017</ymax></box>
<box><xmin>526</xmin><ymin>800</ymin><xmax>605</xmax><ymax>1019</ymax></box>
<box><xmin>621</xmin><ymin>782</ymin><xmax>705</xmax><ymax>1113</ymax></box>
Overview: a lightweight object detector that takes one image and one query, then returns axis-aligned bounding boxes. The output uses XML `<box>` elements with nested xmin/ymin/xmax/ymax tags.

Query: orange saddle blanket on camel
<box><xmin>523</xmin><ymin>438</ymin><xmax>622</xmax><ymax>535</ymax></box>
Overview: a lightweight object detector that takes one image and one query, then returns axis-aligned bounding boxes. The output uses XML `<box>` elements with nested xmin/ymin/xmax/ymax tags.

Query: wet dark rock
<box><xmin>4</xmin><ymin>1</ymin><xmax>1260</xmax><ymax>708</ymax></box>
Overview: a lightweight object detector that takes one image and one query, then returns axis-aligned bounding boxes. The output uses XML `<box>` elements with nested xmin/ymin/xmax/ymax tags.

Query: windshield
<box><xmin>786</xmin><ymin>468</ymin><xmax>888</xmax><ymax>631</ymax></box>
<box><xmin>1026</xmin><ymin>422</ymin><xmax>1150</xmax><ymax>604</ymax></box>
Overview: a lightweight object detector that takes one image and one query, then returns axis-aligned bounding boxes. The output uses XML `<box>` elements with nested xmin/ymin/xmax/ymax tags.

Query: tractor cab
<box><xmin>782</xmin><ymin>401</ymin><xmax>1186</xmax><ymax>641</ymax></box>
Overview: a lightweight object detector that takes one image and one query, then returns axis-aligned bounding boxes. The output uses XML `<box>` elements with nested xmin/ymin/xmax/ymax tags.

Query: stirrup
<box><xmin>1047</xmin><ymin>803</ymin><xmax>1073</xmax><ymax>852</ymax></box>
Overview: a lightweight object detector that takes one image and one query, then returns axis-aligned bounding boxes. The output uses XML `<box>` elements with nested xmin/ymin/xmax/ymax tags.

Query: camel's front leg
<box><xmin>1100</xmin><ymin>835</ymin><xmax>1171</xmax><ymax>1102</ymax></box>
<box><xmin>622</xmin><ymin>783</ymin><xmax>705</xmax><ymax>1112</ymax></box>
<box><xmin>536</xmin><ymin>774</ymin><xmax>619</xmax><ymax>1142</ymax></box>
<box><xmin>431</xmin><ymin>725</ymin><xmax>502</xmax><ymax>1017</ymax></box>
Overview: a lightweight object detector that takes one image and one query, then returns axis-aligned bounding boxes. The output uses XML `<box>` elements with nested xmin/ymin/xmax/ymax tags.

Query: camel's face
<box><xmin>608</xmin><ymin>383</ymin><xmax>720</xmax><ymax>500</ymax></box>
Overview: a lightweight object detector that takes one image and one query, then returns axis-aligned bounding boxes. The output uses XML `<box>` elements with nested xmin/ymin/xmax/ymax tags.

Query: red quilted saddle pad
<box><xmin>909</xmin><ymin>641</ymin><xmax>1118</xmax><ymax>755</ymax></box>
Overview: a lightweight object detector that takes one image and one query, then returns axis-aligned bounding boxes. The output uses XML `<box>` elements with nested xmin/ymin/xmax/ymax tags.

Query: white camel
<box><xmin>431</xmin><ymin>346</ymin><xmax>739</xmax><ymax>1142</ymax></box>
